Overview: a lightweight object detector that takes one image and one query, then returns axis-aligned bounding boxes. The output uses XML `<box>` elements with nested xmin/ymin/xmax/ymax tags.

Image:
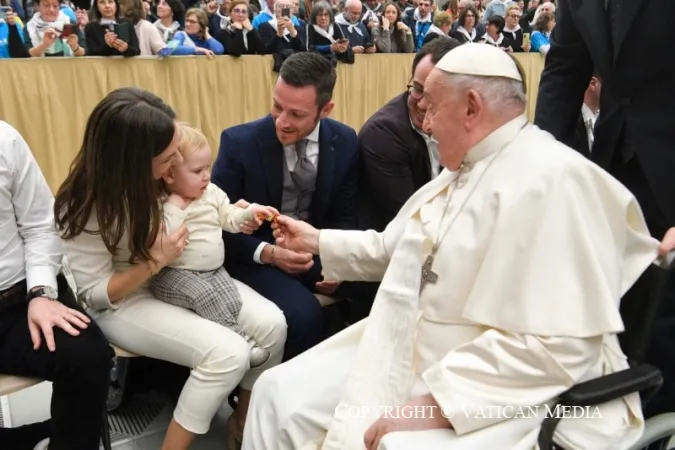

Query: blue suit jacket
<box><xmin>211</xmin><ymin>115</ymin><xmax>359</xmax><ymax>265</ymax></box>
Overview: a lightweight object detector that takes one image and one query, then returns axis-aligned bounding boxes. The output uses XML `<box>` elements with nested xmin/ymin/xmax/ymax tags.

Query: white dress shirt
<box><xmin>581</xmin><ymin>103</ymin><xmax>598</xmax><ymax>153</ymax></box>
<box><xmin>253</xmin><ymin>122</ymin><xmax>321</xmax><ymax>264</ymax></box>
<box><xmin>410</xmin><ymin>115</ymin><xmax>441</xmax><ymax>179</ymax></box>
<box><xmin>0</xmin><ymin>121</ymin><xmax>62</xmax><ymax>292</ymax></box>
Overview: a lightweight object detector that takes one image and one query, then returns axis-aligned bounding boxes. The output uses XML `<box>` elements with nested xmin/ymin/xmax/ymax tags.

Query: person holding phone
<box><xmin>304</xmin><ymin>1</ymin><xmax>353</xmax><ymax>64</ymax></box>
<box><xmin>84</xmin><ymin>0</ymin><xmax>141</xmax><ymax>56</ymax></box>
<box><xmin>1</xmin><ymin>8</ymin><xmax>28</xmax><ymax>58</ymax></box>
<box><xmin>335</xmin><ymin>0</ymin><xmax>376</xmax><ymax>54</ymax></box>
<box><xmin>258</xmin><ymin>0</ymin><xmax>306</xmax><ymax>59</ymax></box>
<box><xmin>21</xmin><ymin>0</ymin><xmax>86</xmax><ymax>57</ymax></box>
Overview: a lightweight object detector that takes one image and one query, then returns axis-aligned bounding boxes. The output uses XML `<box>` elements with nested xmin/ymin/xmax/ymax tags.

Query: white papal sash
<box><xmin>319</xmin><ymin>221</ymin><xmax>431</xmax><ymax>450</ymax></box>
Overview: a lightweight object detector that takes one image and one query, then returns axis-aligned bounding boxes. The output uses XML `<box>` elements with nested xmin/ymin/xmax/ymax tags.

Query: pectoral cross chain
<box><xmin>421</xmin><ymin>254</ymin><xmax>438</xmax><ymax>287</ymax></box>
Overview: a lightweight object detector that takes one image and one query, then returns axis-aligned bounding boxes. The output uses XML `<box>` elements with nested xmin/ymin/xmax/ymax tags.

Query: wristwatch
<box><xmin>26</xmin><ymin>285</ymin><xmax>59</xmax><ymax>302</ymax></box>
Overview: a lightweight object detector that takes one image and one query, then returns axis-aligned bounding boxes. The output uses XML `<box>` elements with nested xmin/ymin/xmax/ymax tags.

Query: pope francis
<box><xmin>241</xmin><ymin>44</ymin><xmax>660</xmax><ymax>450</ymax></box>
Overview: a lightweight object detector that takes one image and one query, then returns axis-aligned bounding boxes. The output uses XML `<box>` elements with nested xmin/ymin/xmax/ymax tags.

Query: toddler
<box><xmin>150</xmin><ymin>122</ymin><xmax>278</xmax><ymax>368</ymax></box>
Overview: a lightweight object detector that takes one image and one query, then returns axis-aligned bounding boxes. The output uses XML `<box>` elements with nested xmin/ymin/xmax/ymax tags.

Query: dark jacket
<box><xmin>357</xmin><ymin>92</ymin><xmax>432</xmax><ymax>231</ymax></box>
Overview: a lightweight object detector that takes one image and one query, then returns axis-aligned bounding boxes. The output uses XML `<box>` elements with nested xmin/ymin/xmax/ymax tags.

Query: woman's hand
<box><xmin>523</xmin><ymin>41</ymin><xmax>531</xmax><ymax>52</ymax></box>
<box><xmin>113</xmin><ymin>39</ymin><xmax>129</xmax><ymax>52</ymax></box>
<box><xmin>204</xmin><ymin>26</ymin><xmax>212</xmax><ymax>40</ymax></box>
<box><xmin>330</xmin><ymin>39</ymin><xmax>349</xmax><ymax>53</ymax></box>
<box><xmin>196</xmin><ymin>47</ymin><xmax>215</xmax><ymax>58</ymax></box>
<box><xmin>150</xmin><ymin>222</ymin><xmax>189</xmax><ymax>269</ymax></box>
<box><xmin>232</xmin><ymin>21</ymin><xmax>243</xmax><ymax>30</ymax></box>
<box><xmin>352</xmin><ymin>45</ymin><xmax>364</xmax><ymax>53</ymax></box>
<box><xmin>76</xmin><ymin>8</ymin><xmax>89</xmax><ymax>27</ymax></box>
<box><xmin>381</xmin><ymin>17</ymin><xmax>389</xmax><ymax>29</ymax></box>
<box><xmin>396</xmin><ymin>21</ymin><xmax>408</xmax><ymax>32</ymax></box>
<box><xmin>205</xmin><ymin>0</ymin><xmax>218</xmax><ymax>13</ymax></box>
<box><xmin>104</xmin><ymin>30</ymin><xmax>117</xmax><ymax>47</ymax></box>
<box><xmin>242</xmin><ymin>18</ymin><xmax>253</xmax><ymax>30</ymax></box>
<box><xmin>43</xmin><ymin>28</ymin><xmax>58</xmax><ymax>46</ymax></box>
<box><xmin>67</xmin><ymin>34</ymin><xmax>79</xmax><ymax>51</ymax></box>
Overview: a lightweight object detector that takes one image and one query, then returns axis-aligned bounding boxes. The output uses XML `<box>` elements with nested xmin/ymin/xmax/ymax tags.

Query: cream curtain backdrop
<box><xmin>0</xmin><ymin>54</ymin><xmax>544</xmax><ymax>192</ymax></box>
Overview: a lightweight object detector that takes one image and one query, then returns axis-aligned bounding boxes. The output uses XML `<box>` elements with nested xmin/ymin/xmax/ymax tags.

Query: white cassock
<box><xmin>242</xmin><ymin>115</ymin><xmax>659</xmax><ymax>450</ymax></box>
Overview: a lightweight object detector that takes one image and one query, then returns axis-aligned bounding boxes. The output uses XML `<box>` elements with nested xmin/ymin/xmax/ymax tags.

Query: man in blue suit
<box><xmin>211</xmin><ymin>52</ymin><xmax>359</xmax><ymax>360</ymax></box>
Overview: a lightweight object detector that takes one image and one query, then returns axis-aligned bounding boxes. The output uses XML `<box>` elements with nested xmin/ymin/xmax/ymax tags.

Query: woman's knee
<box><xmin>259</xmin><ymin>307</ymin><xmax>288</xmax><ymax>348</ymax></box>
<box><xmin>196</xmin><ymin>334</ymin><xmax>250</xmax><ymax>380</ymax></box>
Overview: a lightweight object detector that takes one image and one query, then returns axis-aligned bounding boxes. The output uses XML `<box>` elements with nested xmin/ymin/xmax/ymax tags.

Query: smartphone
<box><xmin>61</xmin><ymin>23</ymin><xmax>75</xmax><ymax>38</ymax></box>
<box><xmin>523</xmin><ymin>32</ymin><xmax>530</xmax><ymax>46</ymax></box>
<box><xmin>281</xmin><ymin>6</ymin><xmax>290</xmax><ymax>17</ymax></box>
<box><xmin>107</xmin><ymin>22</ymin><xmax>115</xmax><ymax>32</ymax></box>
<box><xmin>0</xmin><ymin>6</ymin><xmax>10</xmax><ymax>19</ymax></box>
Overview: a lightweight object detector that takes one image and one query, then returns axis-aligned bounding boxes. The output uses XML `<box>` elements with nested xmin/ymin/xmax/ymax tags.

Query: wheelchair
<box><xmin>539</xmin><ymin>254</ymin><xmax>675</xmax><ymax>450</ymax></box>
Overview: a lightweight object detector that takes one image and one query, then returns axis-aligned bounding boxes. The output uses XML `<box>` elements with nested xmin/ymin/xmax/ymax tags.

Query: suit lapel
<box><xmin>312</xmin><ymin>120</ymin><xmax>335</xmax><ymax>221</ymax></box>
<box><xmin>258</xmin><ymin>117</ymin><xmax>284</xmax><ymax>209</ymax></box>
<box><xmin>572</xmin><ymin>0</ymin><xmax>612</xmax><ymax>73</ymax></box>
<box><xmin>614</xmin><ymin>0</ymin><xmax>645</xmax><ymax>62</ymax></box>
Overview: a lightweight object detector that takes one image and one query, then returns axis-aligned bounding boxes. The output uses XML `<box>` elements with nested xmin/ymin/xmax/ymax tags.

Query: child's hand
<box><xmin>241</xmin><ymin>204</ymin><xmax>279</xmax><ymax>234</ymax></box>
<box><xmin>166</xmin><ymin>193</ymin><xmax>191</xmax><ymax>210</ymax></box>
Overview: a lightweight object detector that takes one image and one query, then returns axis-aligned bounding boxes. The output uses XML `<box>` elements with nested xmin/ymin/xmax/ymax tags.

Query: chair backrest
<box><xmin>619</xmin><ymin>259</ymin><xmax>672</xmax><ymax>363</ymax></box>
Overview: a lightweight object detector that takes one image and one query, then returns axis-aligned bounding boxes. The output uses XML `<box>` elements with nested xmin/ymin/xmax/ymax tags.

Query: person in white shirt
<box><xmin>0</xmin><ymin>121</ymin><xmax>111</xmax><ymax>450</ymax></box>
<box><xmin>150</xmin><ymin>122</ymin><xmax>279</xmax><ymax>369</ymax></box>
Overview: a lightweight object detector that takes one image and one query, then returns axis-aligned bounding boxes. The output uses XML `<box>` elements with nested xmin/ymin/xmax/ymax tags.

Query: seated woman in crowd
<box><xmin>221</xmin><ymin>0</ymin><xmax>264</xmax><ymax>55</ymax></box>
<box><xmin>55</xmin><ymin>87</ymin><xmax>287</xmax><ymax>450</ymax></box>
<box><xmin>421</xmin><ymin>10</ymin><xmax>450</xmax><ymax>46</ymax></box>
<box><xmin>372</xmin><ymin>2</ymin><xmax>413</xmax><ymax>53</ymax></box>
<box><xmin>450</xmin><ymin>3</ymin><xmax>480</xmax><ymax>42</ymax></box>
<box><xmin>154</xmin><ymin>0</ymin><xmax>184</xmax><ymax>42</ymax></box>
<box><xmin>258</xmin><ymin>0</ymin><xmax>306</xmax><ymax>56</ymax></box>
<box><xmin>122</xmin><ymin>0</ymin><xmax>166</xmax><ymax>54</ymax></box>
<box><xmin>85</xmin><ymin>0</ymin><xmax>141</xmax><ymax>56</ymax></box>
<box><xmin>159</xmin><ymin>8</ymin><xmax>224</xmax><ymax>56</ymax></box>
<box><xmin>16</xmin><ymin>0</ymin><xmax>86</xmax><ymax>56</ymax></box>
<box><xmin>529</xmin><ymin>10</ymin><xmax>554</xmax><ymax>54</ymax></box>
<box><xmin>305</xmin><ymin>1</ymin><xmax>353</xmax><ymax>64</ymax></box>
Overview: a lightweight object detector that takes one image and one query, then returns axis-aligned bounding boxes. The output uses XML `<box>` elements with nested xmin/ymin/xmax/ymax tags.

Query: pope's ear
<box><xmin>465</xmin><ymin>89</ymin><xmax>484</xmax><ymax>122</ymax></box>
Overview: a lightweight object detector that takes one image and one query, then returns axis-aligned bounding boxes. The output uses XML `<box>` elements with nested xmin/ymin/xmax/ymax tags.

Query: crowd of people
<box><xmin>1</xmin><ymin>0</ymin><xmax>675</xmax><ymax>449</ymax></box>
<box><xmin>0</xmin><ymin>0</ymin><xmax>557</xmax><ymax>60</ymax></box>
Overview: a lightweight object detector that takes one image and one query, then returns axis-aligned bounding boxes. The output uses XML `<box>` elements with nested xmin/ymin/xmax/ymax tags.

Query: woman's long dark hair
<box><xmin>54</xmin><ymin>87</ymin><xmax>176</xmax><ymax>264</ymax></box>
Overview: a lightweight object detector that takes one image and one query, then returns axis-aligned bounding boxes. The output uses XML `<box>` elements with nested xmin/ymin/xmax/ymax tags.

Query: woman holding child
<box><xmin>55</xmin><ymin>87</ymin><xmax>287</xmax><ymax>450</ymax></box>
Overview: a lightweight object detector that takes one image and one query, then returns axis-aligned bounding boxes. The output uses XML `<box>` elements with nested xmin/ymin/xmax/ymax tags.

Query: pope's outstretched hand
<box><xmin>272</xmin><ymin>215</ymin><xmax>321</xmax><ymax>255</ymax></box>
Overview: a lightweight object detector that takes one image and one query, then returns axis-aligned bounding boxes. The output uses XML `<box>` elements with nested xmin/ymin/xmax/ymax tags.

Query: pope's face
<box><xmin>419</xmin><ymin>69</ymin><xmax>475</xmax><ymax>169</ymax></box>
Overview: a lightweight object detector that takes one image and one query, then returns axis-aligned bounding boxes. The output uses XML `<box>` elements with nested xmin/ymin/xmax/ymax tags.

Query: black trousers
<box><xmin>611</xmin><ymin>154</ymin><xmax>675</xmax><ymax>418</ymax></box>
<box><xmin>0</xmin><ymin>275</ymin><xmax>112</xmax><ymax>450</ymax></box>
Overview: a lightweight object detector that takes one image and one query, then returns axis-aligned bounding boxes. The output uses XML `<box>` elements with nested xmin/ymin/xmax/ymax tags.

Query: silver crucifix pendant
<box><xmin>421</xmin><ymin>254</ymin><xmax>439</xmax><ymax>287</ymax></box>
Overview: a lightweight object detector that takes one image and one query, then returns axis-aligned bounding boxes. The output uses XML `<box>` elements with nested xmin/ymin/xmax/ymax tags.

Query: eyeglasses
<box><xmin>509</xmin><ymin>13</ymin><xmax>521</xmax><ymax>18</ymax></box>
<box><xmin>407</xmin><ymin>83</ymin><xmax>424</xmax><ymax>100</ymax></box>
<box><xmin>231</xmin><ymin>8</ymin><xmax>247</xmax><ymax>13</ymax></box>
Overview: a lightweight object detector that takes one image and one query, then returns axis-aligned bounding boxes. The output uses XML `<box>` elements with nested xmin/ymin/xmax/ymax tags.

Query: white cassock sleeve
<box><xmin>318</xmin><ymin>211</ymin><xmax>408</xmax><ymax>282</ymax></box>
<box><xmin>319</xmin><ymin>229</ymin><xmax>390</xmax><ymax>282</ymax></box>
<box><xmin>422</xmin><ymin>330</ymin><xmax>602</xmax><ymax>435</ymax></box>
